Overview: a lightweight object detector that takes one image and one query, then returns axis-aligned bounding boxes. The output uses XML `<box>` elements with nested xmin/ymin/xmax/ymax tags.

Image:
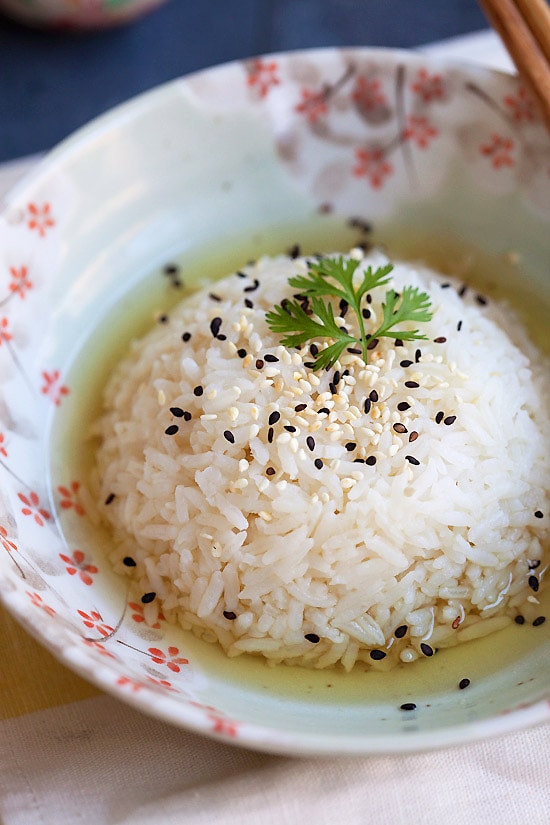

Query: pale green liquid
<box><xmin>50</xmin><ymin>216</ymin><xmax>549</xmax><ymax>709</ymax></box>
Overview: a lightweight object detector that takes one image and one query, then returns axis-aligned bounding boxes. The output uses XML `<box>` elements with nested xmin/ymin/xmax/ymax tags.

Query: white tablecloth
<box><xmin>2</xmin><ymin>30</ymin><xmax>549</xmax><ymax>825</ymax></box>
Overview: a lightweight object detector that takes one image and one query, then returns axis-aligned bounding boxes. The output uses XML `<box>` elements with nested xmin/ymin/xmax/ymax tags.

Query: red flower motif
<box><xmin>148</xmin><ymin>645</ymin><xmax>189</xmax><ymax>673</ymax></box>
<box><xmin>57</xmin><ymin>481</ymin><xmax>85</xmax><ymax>516</ymax></box>
<box><xmin>27</xmin><ymin>591</ymin><xmax>56</xmax><ymax>617</ymax></box>
<box><xmin>504</xmin><ymin>87</ymin><xmax>537</xmax><ymax>123</ymax></box>
<box><xmin>208</xmin><ymin>714</ymin><xmax>239</xmax><ymax>737</ymax></box>
<box><xmin>77</xmin><ymin>609</ymin><xmax>113</xmax><ymax>637</ymax></box>
<box><xmin>8</xmin><ymin>266</ymin><xmax>33</xmax><ymax>299</ymax></box>
<box><xmin>246</xmin><ymin>58</ymin><xmax>280</xmax><ymax>99</ymax></box>
<box><xmin>59</xmin><ymin>549</ymin><xmax>98</xmax><ymax>585</ymax></box>
<box><xmin>18</xmin><ymin>491</ymin><xmax>51</xmax><ymax>526</ymax></box>
<box><xmin>352</xmin><ymin>76</ymin><xmax>387</xmax><ymax>111</ymax></box>
<box><xmin>116</xmin><ymin>676</ymin><xmax>144</xmax><ymax>691</ymax></box>
<box><xmin>27</xmin><ymin>202</ymin><xmax>55</xmax><ymax>237</ymax></box>
<box><xmin>0</xmin><ymin>433</ymin><xmax>7</xmax><ymax>458</ymax></box>
<box><xmin>295</xmin><ymin>88</ymin><xmax>329</xmax><ymax>123</ymax></box>
<box><xmin>41</xmin><ymin>370</ymin><xmax>70</xmax><ymax>406</ymax></box>
<box><xmin>353</xmin><ymin>147</ymin><xmax>393</xmax><ymax>189</ymax></box>
<box><xmin>146</xmin><ymin>675</ymin><xmax>178</xmax><ymax>692</ymax></box>
<box><xmin>403</xmin><ymin>115</ymin><xmax>439</xmax><ymax>149</ymax></box>
<box><xmin>82</xmin><ymin>638</ymin><xmax>116</xmax><ymax>658</ymax></box>
<box><xmin>0</xmin><ymin>525</ymin><xmax>17</xmax><ymax>553</ymax></box>
<box><xmin>480</xmin><ymin>133</ymin><xmax>515</xmax><ymax>169</ymax></box>
<box><xmin>410</xmin><ymin>68</ymin><xmax>445</xmax><ymax>103</ymax></box>
<box><xmin>129</xmin><ymin>601</ymin><xmax>164</xmax><ymax>629</ymax></box>
<box><xmin>0</xmin><ymin>317</ymin><xmax>12</xmax><ymax>346</ymax></box>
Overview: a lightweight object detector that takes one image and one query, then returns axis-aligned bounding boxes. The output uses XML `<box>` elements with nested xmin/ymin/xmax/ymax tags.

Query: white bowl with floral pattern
<box><xmin>0</xmin><ymin>48</ymin><xmax>548</xmax><ymax>756</ymax></box>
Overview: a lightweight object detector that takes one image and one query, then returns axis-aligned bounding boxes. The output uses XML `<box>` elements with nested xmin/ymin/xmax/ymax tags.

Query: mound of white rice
<box><xmin>92</xmin><ymin>248</ymin><xmax>549</xmax><ymax>670</ymax></box>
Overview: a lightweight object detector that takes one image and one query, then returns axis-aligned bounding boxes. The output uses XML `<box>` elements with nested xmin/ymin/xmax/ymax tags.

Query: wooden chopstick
<box><xmin>477</xmin><ymin>0</ymin><xmax>550</xmax><ymax>133</ymax></box>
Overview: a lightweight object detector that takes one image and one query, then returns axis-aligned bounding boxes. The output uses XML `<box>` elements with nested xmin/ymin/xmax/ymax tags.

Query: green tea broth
<box><xmin>49</xmin><ymin>215</ymin><xmax>549</xmax><ymax>706</ymax></box>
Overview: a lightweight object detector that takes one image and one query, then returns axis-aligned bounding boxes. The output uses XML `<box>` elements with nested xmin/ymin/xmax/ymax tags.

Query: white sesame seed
<box><xmin>201</xmin><ymin>414</ymin><xmax>217</xmax><ymax>421</ymax></box>
<box><xmin>257</xmin><ymin>478</ymin><xmax>269</xmax><ymax>492</ymax></box>
<box><xmin>250</xmin><ymin>406</ymin><xmax>259</xmax><ymax>420</ymax></box>
<box><xmin>238</xmin><ymin>458</ymin><xmax>248</xmax><ymax>472</ymax></box>
<box><xmin>232</xmin><ymin>478</ymin><xmax>248</xmax><ymax>490</ymax></box>
<box><xmin>243</xmin><ymin>354</ymin><xmax>253</xmax><ymax>369</ymax></box>
<box><xmin>341</xmin><ymin>477</ymin><xmax>356</xmax><ymax>489</ymax></box>
<box><xmin>228</xmin><ymin>406</ymin><xmax>239</xmax><ymax>421</ymax></box>
<box><xmin>277</xmin><ymin>432</ymin><xmax>292</xmax><ymax>444</ymax></box>
<box><xmin>259</xmin><ymin>510</ymin><xmax>272</xmax><ymax>521</ymax></box>
<box><xmin>248</xmin><ymin>424</ymin><xmax>260</xmax><ymax>438</ymax></box>
<box><xmin>274</xmin><ymin>378</ymin><xmax>284</xmax><ymax>393</ymax></box>
<box><xmin>207</xmin><ymin>389</ymin><xmax>217</xmax><ymax>400</ymax></box>
<box><xmin>276</xmin><ymin>480</ymin><xmax>287</xmax><ymax>491</ymax></box>
<box><xmin>157</xmin><ymin>390</ymin><xmax>166</xmax><ymax>405</ymax></box>
<box><xmin>265</xmin><ymin>367</ymin><xmax>280</xmax><ymax>378</ymax></box>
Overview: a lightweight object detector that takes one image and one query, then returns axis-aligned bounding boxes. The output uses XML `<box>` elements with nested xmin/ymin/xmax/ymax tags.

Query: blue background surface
<box><xmin>0</xmin><ymin>0</ymin><xmax>488</xmax><ymax>162</ymax></box>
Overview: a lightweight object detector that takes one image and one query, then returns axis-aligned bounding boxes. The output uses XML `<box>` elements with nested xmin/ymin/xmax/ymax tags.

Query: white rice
<box><xmin>91</xmin><ymin>248</ymin><xmax>549</xmax><ymax>670</ymax></box>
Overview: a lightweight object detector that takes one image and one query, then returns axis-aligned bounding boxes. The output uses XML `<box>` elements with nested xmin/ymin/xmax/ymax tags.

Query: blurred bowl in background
<box><xmin>0</xmin><ymin>0</ymin><xmax>169</xmax><ymax>29</ymax></box>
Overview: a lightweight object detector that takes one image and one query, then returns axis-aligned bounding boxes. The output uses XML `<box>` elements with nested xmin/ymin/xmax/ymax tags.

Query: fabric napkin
<box><xmin>1</xmin><ymin>30</ymin><xmax>548</xmax><ymax>825</ymax></box>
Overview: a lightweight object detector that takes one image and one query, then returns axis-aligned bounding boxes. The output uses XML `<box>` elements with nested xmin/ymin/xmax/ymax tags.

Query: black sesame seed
<box><xmin>534</xmin><ymin>510</ymin><xmax>544</xmax><ymax>519</ymax></box>
<box><xmin>183</xmin><ymin>411</ymin><xmax>192</xmax><ymax>421</ymax></box>
<box><xmin>345</xmin><ymin>442</ymin><xmax>357</xmax><ymax>451</ymax></box>
<box><xmin>329</xmin><ymin>382</ymin><xmax>337</xmax><ymax>395</ymax></box>
<box><xmin>333</xmin><ymin>370</ymin><xmax>341</xmax><ymax>386</ymax></box>
<box><xmin>244</xmin><ymin>278</ymin><xmax>260</xmax><ymax>293</ymax></box>
<box><xmin>365</xmin><ymin>455</ymin><xmax>377</xmax><ymax>466</ymax></box>
<box><xmin>289</xmin><ymin>243</ymin><xmax>301</xmax><ymax>259</ymax></box>
<box><xmin>476</xmin><ymin>295</ymin><xmax>487</xmax><ymax>306</ymax></box>
<box><xmin>393</xmin><ymin>423</ymin><xmax>407</xmax><ymax>434</ymax></box>
<box><xmin>459</xmin><ymin>678</ymin><xmax>471</xmax><ymax>690</ymax></box>
<box><xmin>409</xmin><ymin>431</ymin><xmax>419</xmax><ymax>443</ymax></box>
<box><xmin>163</xmin><ymin>263</ymin><xmax>179</xmax><ymax>275</ymax></box>
<box><xmin>400</xmin><ymin>702</ymin><xmax>416</xmax><ymax>711</ymax></box>
<box><xmin>170</xmin><ymin>406</ymin><xmax>184</xmax><ymax>417</ymax></box>
<box><xmin>165</xmin><ymin>425</ymin><xmax>179</xmax><ymax>436</ymax></box>
<box><xmin>268</xmin><ymin>411</ymin><xmax>280</xmax><ymax>425</ymax></box>
<box><xmin>347</xmin><ymin>347</ymin><xmax>362</xmax><ymax>355</ymax></box>
<box><xmin>303</xmin><ymin>362</ymin><xmax>316</xmax><ymax>369</ymax></box>
<box><xmin>304</xmin><ymin>632</ymin><xmax>320</xmax><ymax>643</ymax></box>
<box><xmin>209</xmin><ymin>293</ymin><xmax>221</xmax><ymax>302</ymax></box>
<box><xmin>367</xmin><ymin>338</ymin><xmax>379</xmax><ymax>351</ymax></box>
<box><xmin>266</xmin><ymin>467</ymin><xmax>276</xmax><ymax>476</ymax></box>
<box><xmin>434</xmin><ymin>336</ymin><xmax>446</xmax><ymax>344</ymax></box>
<box><xmin>284</xmin><ymin>425</ymin><xmax>297</xmax><ymax>433</ymax></box>
<box><xmin>122</xmin><ymin>556</ymin><xmax>136</xmax><ymax>567</ymax></box>
<box><xmin>339</xmin><ymin>300</ymin><xmax>349</xmax><ymax>317</ymax></box>
<box><xmin>237</xmin><ymin>348</ymin><xmax>247</xmax><ymax>358</ymax></box>
<box><xmin>310</xmin><ymin>343</ymin><xmax>319</xmax><ymax>356</ymax></box>
<box><xmin>295</xmin><ymin>403</ymin><xmax>307</xmax><ymax>412</ymax></box>
<box><xmin>458</xmin><ymin>285</ymin><xmax>468</xmax><ymax>297</ymax></box>
<box><xmin>369</xmin><ymin>389</ymin><xmax>378</xmax><ymax>403</ymax></box>
<box><xmin>405</xmin><ymin>455</ymin><xmax>420</xmax><ymax>465</ymax></box>
<box><xmin>440</xmin><ymin>283</ymin><xmax>451</xmax><ymax>289</ymax></box>
<box><xmin>457</xmin><ymin>320</ymin><xmax>463</xmax><ymax>331</ymax></box>
<box><xmin>182</xmin><ymin>331</ymin><xmax>192</xmax><ymax>342</ymax></box>
<box><xmin>435</xmin><ymin>411</ymin><xmax>445</xmax><ymax>424</ymax></box>
<box><xmin>397</xmin><ymin>402</ymin><xmax>411</xmax><ymax>411</ymax></box>
<box><xmin>394</xmin><ymin>338</ymin><xmax>404</xmax><ymax>347</ymax></box>
<box><xmin>420</xmin><ymin>643</ymin><xmax>434</xmax><ymax>656</ymax></box>
<box><xmin>244</xmin><ymin>298</ymin><xmax>254</xmax><ymax>309</ymax></box>
<box><xmin>353</xmin><ymin>458</ymin><xmax>366</xmax><ymax>464</ymax></box>
<box><xmin>318</xmin><ymin>407</ymin><xmax>330</xmax><ymax>415</ymax></box>
<box><xmin>236</xmin><ymin>270</ymin><xmax>247</xmax><ymax>278</ymax></box>
<box><xmin>255</xmin><ymin>359</ymin><xmax>264</xmax><ymax>369</ymax></box>
<box><xmin>400</xmin><ymin>359</ymin><xmax>413</xmax><ymax>368</ymax></box>
<box><xmin>533</xmin><ymin>616</ymin><xmax>546</xmax><ymax>627</ymax></box>
<box><xmin>141</xmin><ymin>592</ymin><xmax>156</xmax><ymax>604</ymax></box>
<box><xmin>515</xmin><ymin>615</ymin><xmax>525</xmax><ymax>625</ymax></box>
<box><xmin>223</xmin><ymin>430</ymin><xmax>235</xmax><ymax>444</ymax></box>
<box><xmin>362</xmin><ymin>308</ymin><xmax>371</xmax><ymax>319</ymax></box>
<box><xmin>193</xmin><ymin>385</ymin><xmax>203</xmax><ymax>397</ymax></box>
<box><xmin>366</xmin><ymin>293</ymin><xmax>372</xmax><ymax>304</ymax></box>
<box><xmin>314</xmin><ymin>458</ymin><xmax>324</xmax><ymax>470</ymax></box>
<box><xmin>268</xmin><ymin>427</ymin><xmax>274</xmax><ymax>444</ymax></box>
<box><xmin>363</xmin><ymin>398</ymin><xmax>371</xmax><ymax>414</ymax></box>
<box><xmin>404</xmin><ymin>381</ymin><xmax>419</xmax><ymax>389</ymax></box>
<box><xmin>528</xmin><ymin>575</ymin><xmax>539</xmax><ymax>592</ymax></box>
<box><xmin>395</xmin><ymin>625</ymin><xmax>408</xmax><ymax>638</ymax></box>
<box><xmin>223</xmin><ymin>610</ymin><xmax>237</xmax><ymax>621</ymax></box>
<box><xmin>444</xmin><ymin>415</ymin><xmax>457</xmax><ymax>426</ymax></box>
<box><xmin>415</xmin><ymin>348</ymin><xmax>422</xmax><ymax>362</ymax></box>
<box><xmin>210</xmin><ymin>317</ymin><xmax>222</xmax><ymax>338</ymax></box>
<box><xmin>105</xmin><ymin>493</ymin><xmax>116</xmax><ymax>506</ymax></box>
<box><xmin>370</xmin><ymin>649</ymin><xmax>386</xmax><ymax>660</ymax></box>
<box><xmin>264</xmin><ymin>354</ymin><xmax>279</xmax><ymax>363</ymax></box>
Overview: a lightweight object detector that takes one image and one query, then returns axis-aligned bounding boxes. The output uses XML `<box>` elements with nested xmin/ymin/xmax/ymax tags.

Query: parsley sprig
<box><xmin>265</xmin><ymin>256</ymin><xmax>433</xmax><ymax>370</ymax></box>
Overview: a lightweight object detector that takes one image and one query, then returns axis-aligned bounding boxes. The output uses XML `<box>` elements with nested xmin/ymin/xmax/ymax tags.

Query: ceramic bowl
<box><xmin>0</xmin><ymin>48</ymin><xmax>549</xmax><ymax>756</ymax></box>
<box><xmin>0</xmin><ymin>0</ymin><xmax>168</xmax><ymax>29</ymax></box>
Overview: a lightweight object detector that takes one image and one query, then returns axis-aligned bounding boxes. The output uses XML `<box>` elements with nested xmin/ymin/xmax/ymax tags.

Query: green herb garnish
<box><xmin>265</xmin><ymin>256</ymin><xmax>433</xmax><ymax>370</ymax></box>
